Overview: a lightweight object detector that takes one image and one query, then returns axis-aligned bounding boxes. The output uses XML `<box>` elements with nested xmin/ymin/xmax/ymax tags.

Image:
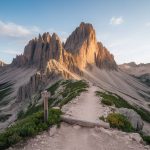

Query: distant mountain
<box><xmin>119</xmin><ymin>62</ymin><xmax>150</xmax><ymax>86</ymax></box>
<box><xmin>119</xmin><ymin>62</ymin><xmax>150</xmax><ymax>76</ymax></box>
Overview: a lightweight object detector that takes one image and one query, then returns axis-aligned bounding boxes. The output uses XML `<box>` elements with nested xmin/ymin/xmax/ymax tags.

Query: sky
<box><xmin>0</xmin><ymin>0</ymin><xmax>150</xmax><ymax>64</ymax></box>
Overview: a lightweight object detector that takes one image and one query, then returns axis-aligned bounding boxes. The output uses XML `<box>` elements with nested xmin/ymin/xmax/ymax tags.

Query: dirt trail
<box><xmin>62</xmin><ymin>85</ymin><xmax>109</xmax><ymax>123</ymax></box>
<box><xmin>9</xmin><ymin>86</ymin><xmax>149</xmax><ymax>150</ymax></box>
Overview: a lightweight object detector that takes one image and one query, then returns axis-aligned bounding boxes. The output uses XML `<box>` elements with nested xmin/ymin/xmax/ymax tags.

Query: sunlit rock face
<box><xmin>12</xmin><ymin>22</ymin><xmax>117</xmax><ymax>71</ymax></box>
<box><xmin>64</xmin><ymin>22</ymin><xmax>117</xmax><ymax>70</ymax></box>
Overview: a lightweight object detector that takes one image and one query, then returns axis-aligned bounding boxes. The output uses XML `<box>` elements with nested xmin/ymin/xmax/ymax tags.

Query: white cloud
<box><xmin>145</xmin><ymin>22</ymin><xmax>150</xmax><ymax>27</ymax></box>
<box><xmin>110</xmin><ymin>17</ymin><xmax>124</xmax><ymax>25</ymax></box>
<box><xmin>0</xmin><ymin>20</ymin><xmax>40</xmax><ymax>37</ymax></box>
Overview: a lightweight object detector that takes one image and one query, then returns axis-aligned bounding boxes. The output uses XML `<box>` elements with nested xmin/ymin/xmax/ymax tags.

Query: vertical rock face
<box><xmin>1</xmin><ymin>23</ymin><xmax>118</xmax><ymax>128</ymax></box>
<box><xmin>64</xmin><ymin>22</ymin><xmax>117</xmax><ymax>70</ymax></box>
<box><xmin>95</xmin><ymin>42</ymin><xmax>117</xmax><ymax>70</ymax></box>
<box><xmin>12</xmin><ymin>22</ymin><xmax>117</xmax><ymax>107</ymax></box>
<box><xmin>12</xmin><ymin>22</ymin><xmax>117</xmax><ymax>71</ymax></box>
<box><xmin>64</xmin><ymin>22</ymin><xmax>97</xmax><ymax>69</ymax></box>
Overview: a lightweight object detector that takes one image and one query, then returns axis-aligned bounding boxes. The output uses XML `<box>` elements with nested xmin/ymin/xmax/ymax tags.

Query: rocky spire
<box><xmin>64</xmin><ymin>22</ymin><xmax>96</xmax><ymax>53</ymax></box>
<box><xmin>12</xmin><ymin>22</ymin><xmax>117</xmax><ymax>70</ymax></box>
<box><xmin>64</xmin><ymin>22</ymin><xmax>117</xmax><ymax>70</ymax></box>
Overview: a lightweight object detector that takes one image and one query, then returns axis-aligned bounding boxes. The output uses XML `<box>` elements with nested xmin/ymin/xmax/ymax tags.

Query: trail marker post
<box><xmin>41</xmin><ymin>90</ymin><xmax>50</xmax><ymax>122</ymax></box>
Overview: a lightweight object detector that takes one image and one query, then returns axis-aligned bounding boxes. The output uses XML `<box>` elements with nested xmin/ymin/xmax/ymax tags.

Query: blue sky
<box><xmin>0</xmin><ymin>0</ymin><xmax>150</xmax><ymax>64</ymax></box>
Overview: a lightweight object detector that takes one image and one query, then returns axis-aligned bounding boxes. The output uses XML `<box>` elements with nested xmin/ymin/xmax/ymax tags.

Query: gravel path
<box><xmin>9</xmin><ymin>86</ymin><xmax>150</xmax><ymax>150</ymax></box>
<box><xmin>62</xmin><ymin>85</ymin><xmax>111</xmax><ymax>122</ymax></box>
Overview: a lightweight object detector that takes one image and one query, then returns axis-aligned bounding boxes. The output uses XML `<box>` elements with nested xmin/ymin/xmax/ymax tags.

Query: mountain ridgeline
<box><xmin>12</xmin><ymin>22</ymin><xmax>117</xmax><ymax>72</ymax></box>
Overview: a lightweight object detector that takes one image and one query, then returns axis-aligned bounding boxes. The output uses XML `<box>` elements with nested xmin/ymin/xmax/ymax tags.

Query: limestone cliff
<box><xmin>64</xmin><ymin>22</ymin><xmax>117</xmax><ymax>70</ymax></box>
<box><xmin>12</xmin><ymin>22</ymin><xmax>118</xmax><ymax>104</ymax></box>
<box><xmin>12</xmin><ymin>22</ymin><xmax>117</xmax><ymax>71</ymax></box>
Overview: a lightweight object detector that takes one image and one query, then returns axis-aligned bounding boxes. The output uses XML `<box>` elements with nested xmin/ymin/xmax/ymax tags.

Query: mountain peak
<box><xmin>64</xmin><ymin>22</ymin><xmax>96</xmax><ymax>52</ymax></box>
<box><xmin>79</xmin><ymin>22</ymin><xmax>94</xmax><ymax>32</ymax></box>
<box><xmin>12</xmin><ymin>22</ymin><xmax>117</xmax><ymax>70</ymax></box>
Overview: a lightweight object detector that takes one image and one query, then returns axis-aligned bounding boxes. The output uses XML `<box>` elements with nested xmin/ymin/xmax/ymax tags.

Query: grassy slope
<box><xmin>18</xmin><ymin>80</ymin><xmax>88</xmax><ymax>119</ymax></box>
<box><xmin>47</xmin><ymin>79</ymin><xmax>88</xmax><ymax>107</ymax></box>
<box><xmin>0</xmin><ymin>109</ymin><xmax>62</xmax><ymax>149</ymax></box>
<box><xmin>96</xmin><ymin>91</ymin><xmax>150</xmax><ymax>123</ymax></box>
<box><xmin>96</xmin><ymin>91</ymin><xmax>150</xmax><ymax>144</ymax></box>
<box><xmin>0</xmin><ymin>80</ymin><xmax>88</xmax><ymax>149</ymax></box>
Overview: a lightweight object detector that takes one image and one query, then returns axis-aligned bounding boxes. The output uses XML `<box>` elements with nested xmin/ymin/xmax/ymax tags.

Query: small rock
<box><xmin>94</xmin><ymin>127</ymin><xmax>101</xmax><ymax>133</ymax></box>
<box><xmin>73</xmin><ymin>125</ymin><xmax>81</xmax><ymax>129</ymax></box>
<box><xmin>144</xmin><ymin>145</ymin><xmax>150</xmax><ymax>150</ymax></box>
<box><xmin>129</xmin><ymin>133</ymin><xmax>143</xmax><ymax>143</ymax></box>
<box><xmin>118</xmin><ymin>108</ymin><xmax>144</xmax><ymax>131</ymax></box>
<box><xmin>49</xmin><ymin>126</ymin><xmax>57</xmax><ymax>137</ymax></box>
<box><xmin>100</xmin><ymin>128</ymin><xmax>112</xmax><ymax>136</ymax></box>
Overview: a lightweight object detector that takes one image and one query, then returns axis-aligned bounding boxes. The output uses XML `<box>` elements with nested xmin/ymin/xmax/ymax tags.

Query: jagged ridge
<box><xmin>12</xmin><ymin>22</ymin><xmax>117</xmax><ymax>71</ymax></box>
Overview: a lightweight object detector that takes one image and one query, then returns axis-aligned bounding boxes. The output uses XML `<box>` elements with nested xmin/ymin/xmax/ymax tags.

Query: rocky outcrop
<box><xmin>118</xmin><ymin>108</ymin><xmax>144</xmax><ymax>131</ymax></box>
<box><xmin>64</xmin><ymin>22</ymin><xmax>117</xmax><ymax>70</ymax></box>
<box><xmin>95</xmin><ymin>42</ymin><xmax>117</xmax><ymax>70</ymax></box>
<box><xmin>13</xmin><ymin>22</ymin><xmax>118</xmax><ymax>104</ymax></box>
<box><xmin>17</xmin><ymin>59</ymin><xmax>80</xmax><ymax>102</ymax></box>
<box><xmin>12</xmin><ymin>22</ymin><xmax>117</xmax><ymax>71</ymax></box>
<box><xmin>120</xmin><ymin>62</ymin><xmax>150</xmax><ymax>86</ymax></box>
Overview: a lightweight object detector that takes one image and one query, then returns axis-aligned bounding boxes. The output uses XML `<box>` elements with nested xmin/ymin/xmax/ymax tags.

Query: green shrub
<box><xmin>107</xmin><ymin>113</ymin><xmax>134</xmax><ymax>132</ymax></box>
<box><xmin>0</xmin><ymin>109</ymin><xmax>62</xmax><ymax>149</ymax></box>
<box><xmin>99</xmin><ymin>116</ymin><xmax>105</xmax><ymax>121</ymax></box>
<box><xmin>48</xmin><ymin>109</ymin><xmax>62</xmax><ymax>126</ymax></box>
<box><xmin>142</xmin><ymin>135</ymin><xmax>150</xmax><ymax>144</ymax></box>
<box><xmin>47</xmin><ymin>80</ymin><xmax>88</xmax><ymax>108</ymax></box>
<box><xmin>96</xmin><ymin>91</ymin><xmax>150</xmax><ymax>123</ymax></box>
<box><xmin>101</xmin><ymin>99</ymin><xmax>113</xmax><ymax>106</ymax></box>
<box><xmin>47</xmin><ymin>80</ymin><xmax>62</xmax><ymax>95</ymax></box>
<box><xmin>7</xmin><ymin>133</ymin><xmax>22</xmax><ymax>145</ymax></box>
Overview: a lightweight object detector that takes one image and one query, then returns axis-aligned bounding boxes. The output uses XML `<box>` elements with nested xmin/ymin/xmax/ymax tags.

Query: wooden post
<box><xmin>41</xmin><ymin>90</ymin><xmax>50</xmax><ymax>122</ymax></box>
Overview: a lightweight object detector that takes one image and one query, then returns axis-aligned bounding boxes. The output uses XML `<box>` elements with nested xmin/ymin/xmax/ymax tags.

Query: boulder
<box><xmin>118</xmin><ymin>108</ymin><xmax>144</xmax><ymax>131</ymax></box>
<box><xmin>129</xmin><ymin>133</ymin><xmax>143</xmax><ymax>143</ymax></box>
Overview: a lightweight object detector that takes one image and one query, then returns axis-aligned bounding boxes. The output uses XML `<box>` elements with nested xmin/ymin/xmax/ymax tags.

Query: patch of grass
<box><xmin>96</xmin><ymin>91</ymin><xmax>132</xmax><ymax>108</ymax></box>
<box><xmin>0</xmin><ymin>80</ymin><xmax>88</xmax><ymax>149</ymax></box>
<box><xmin>59</xmin><ymin>80</ymin><xmax>88</xmax><ymax>107</ymax></box>
<box><xmin>0</xmin><ymin>108</ymin><xmax>62</xmax><ymax>149</ymax></box>
<box><xmin>107</xmin><ymin>113</ymin><xmax>134</xmax><ymax>132</ymax></box>
<box><xmin>47</xmin><ymin>80</ymin><xmax>62</xmax><ymax>95</ymax></box>
<box><xmin>20</xmin><ymin>80</ymin><xmax>88</xmax><ymax>119</ymax></box>
<box><xmin>99</xmin><ymin>116</ymin><xmax>105</xmax><ymax>122</ymax></box>
<box><xmin>96</xmin><ymin>91</ymin><xmax>150</xmax><ymax>123</ymax></box>
<box><xmin>18</xmin><ymin>104</ymin><xmax>43</xmax><ymax>119</ymax></box>
<box><xmin>47</xmin><ymin>80</ymin><xmax>88</xmax><ymax>108</ymax></box>
<box><xmin>141</xmin><ymin>135</ymin><xmax>150</xmax><ymax>145</ymax></box>
<box><xmin>101</xmin><ymin>99</ymin><xmax>113</xmax><ymax>106</ymax></box>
